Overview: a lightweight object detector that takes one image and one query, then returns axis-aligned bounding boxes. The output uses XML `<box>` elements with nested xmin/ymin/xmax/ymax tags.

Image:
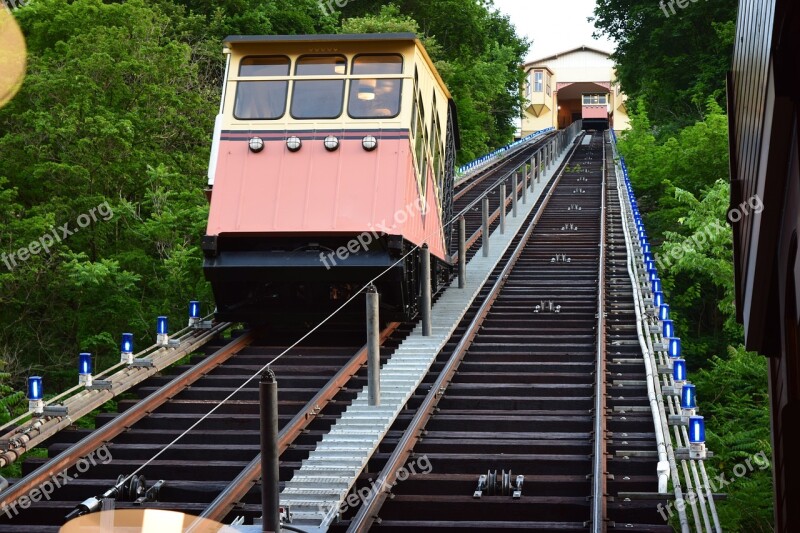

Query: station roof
<box><xmin>525</xmin><ymin>45</ymin><xmax>614</xmax><ymax>67</ymax></box>
<box><xmin>224</xmin><ymin>33</ymin><xmax>418</xmax><ymax>45</ymax></box>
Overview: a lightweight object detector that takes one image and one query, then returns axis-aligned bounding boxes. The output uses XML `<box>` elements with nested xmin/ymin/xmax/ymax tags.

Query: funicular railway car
<box><xmin>202</xmin><ymin>33</ymin><xmax>460</xmax><ymax>324</ymax></box>
<box><xmin>581</xmin><ymin>93</ymin><xmax>610</xmax><ymax>130</ymax></box>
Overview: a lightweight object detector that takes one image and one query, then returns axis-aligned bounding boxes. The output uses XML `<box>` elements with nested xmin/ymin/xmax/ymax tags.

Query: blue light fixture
<box><xmin>688</xmin><ymin>415</ymin><xmax>707</xmax><ymax>458</ymax></box>
<box><xmin>651</xmin><ymin>278</ymin><xmax>662</xmax><ymax>293</ymax></box>
<box><xmin>659</xmin><ymin>303</ymin><xmax>670</xmax><ymax>321</ymax></box>
<box><xmin>649</xmin><ymin>270</ymin><xmax>659</xmax><ymax>282</ymax></box>
<box><xmin>689</xmin><ymin>415</ymin><xmax>705</xmax><ymax>443</ymax></box>
<box><xmin>121</xmin><ymin>332</ymin><xmax>134</xmax><ymax>364</ymax></box>
<box><xmin>668</xmin><ymin>337</ymin><xmax>682</xmax><ymax>359</ymax></box>
<box><xmin>78</xmin><ymin>352</ymin><xmax>93</xmax><ymax>386</ymax></box>
<box><xmin>681</xmin><ymin>383</ymin><xmax>697</xmax><ymax>410</ymax></box>
<box><xmin>27</xmin><ymin>376</ymin><xmax>43</xmax><ymax>400</ymax></box>
<box><xmin>79</xmin><ymin>352</ymin><xmax>92</xmax><ymax>375</ymax></box>
<box><xmin>121</xmin><ymin>333</ymin><xmax>133</xmax><ymax>354</ymax></box>
<box><xmin>653</xmin><ymin>291</ymin><xmax>665</xmax><ymax>308</ymax></box>
<box><xmin>662</xmin><ymin>319</ymin><xmax>675</xmax><ymax>338</ymax></box>
<box><xmin>157</xmin><ymin>315</ymin><xmax>169</xmax><ymax>346</ymax></box>
<box><xmin>189</xmin><ymin>300</ymin><xmax>201</xmax><ymax>327</ymax></box>
<box><xmin>642</xmin><ymin>243</ymin><xmax>651</xmax><ymax>254</ymax></box>
<box><xmin>673</xmin><ymin>358</ymin><xmax>687</xmax><ymax>384</ymax></box>
<box><xmin>28</xmin><ymin>376</ymin><xmax>44</xmax><ymax>415</ymax></box>
<box><xmin>644</xmin><ymin>252</ymin><xmax>654</xmax><ymax>263</ymax></box>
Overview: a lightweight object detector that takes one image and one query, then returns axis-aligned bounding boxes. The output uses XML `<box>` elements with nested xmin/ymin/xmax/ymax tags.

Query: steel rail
<box><xmin>0</xmin><ymin>331</ymin><xmax>254</xmax><ymax>510</ymax></box>
<box><xmin>590</xmin><ymin>132</ymin><xmax>609</xmax><ymax>532</ymax></box>
<box><xmin>196</xmin><ymin>323</ymin><xmax>402</xmax><ymax>524</ymax></box>
<box><xmin>346</xmin><ymin>133</ymin><xmax>585</xmax><ymax>533</ymax></box>
<box><xmin>453</xmin><ymin>132</ymin><xmax>554</xmax><ymax>202</ymax></box>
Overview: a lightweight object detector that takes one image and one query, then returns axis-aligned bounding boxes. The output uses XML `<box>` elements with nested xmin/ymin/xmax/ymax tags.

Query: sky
<box><xmin>491</xmin><ymin>0</ymin><xmax>616</xmax><ymax>62</ymax></box>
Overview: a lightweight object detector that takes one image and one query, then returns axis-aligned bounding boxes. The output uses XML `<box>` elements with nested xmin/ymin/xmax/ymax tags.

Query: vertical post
<box><xmin>499</xmin><ymin>183</ymin><xmax>506</xmax><ymax>234</ymax></box>
<box><xmin>260</xmin><ymin>369</ymin><xmax>279</xmax><ymax>533</ymax></box>
<box><xmin>521</xmin><ymin>169</ymin><xmax>528</xmax><ymax>204</ymax></box>
<box><xmin>367</xmin><ymin>286</ymin><xmax>380</xmax><ymax>406</ymax></box>
<box><xmin>421</xmin><ymin>245</ymin><xmax>431</xmax><ymax>337</ymax></box>
<box><xmin>512</xmin><ymin>173</ymin><xmax>518</xmax><ymax>217</ymax></box>
<box><xmin>458</xmin><ymin>216</ymin><xmax>466</xmax><ymax>288</ymax></box>
<box><xmin>535</xmin><ymin>153</ymin><xmax>541</xmax><ymax>184</ymax></box>
<box><xmin>482</xmin><ymin>196</ymin><xmax>489</xmax><ymax>257</ymax></box>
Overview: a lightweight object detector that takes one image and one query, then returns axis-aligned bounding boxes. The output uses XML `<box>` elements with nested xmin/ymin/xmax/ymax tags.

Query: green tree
<box><xmin>694</xmin><ymin>347</ymin><xmax>773</xmax><ymax>532</ymax></box>
<box><xmin>592</xmin><ymin>0</ymin><xmax>737</xmax><ymax>133</ymax></box>
<box><xmin>0</xmin><ymin>0</ymin><xmax>217</xmax><ymax>386</ymax></box>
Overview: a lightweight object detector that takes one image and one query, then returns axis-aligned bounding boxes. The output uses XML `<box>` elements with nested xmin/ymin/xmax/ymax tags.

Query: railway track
<box><xmin>337</xmin><ymin>132</ymin><xmax>672</xmax><ymax>531</ymax></box>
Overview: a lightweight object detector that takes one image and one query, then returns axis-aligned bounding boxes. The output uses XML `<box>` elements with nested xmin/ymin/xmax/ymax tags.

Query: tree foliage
<box><xmin>0</xmin><ymin>0</ymin><xmax>217</xmax><ymax>388</ymax></box>
<box><xmin>592</xmin><ymin>0</ymin><xmax>737</xmax><ymax>133</ymax></box>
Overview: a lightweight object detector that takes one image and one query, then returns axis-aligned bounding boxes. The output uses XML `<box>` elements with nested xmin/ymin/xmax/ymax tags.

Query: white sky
<box><xmin>490</xmin><ymin>0</ymin><xmax>616</xmax><ymax>62</ymax></box>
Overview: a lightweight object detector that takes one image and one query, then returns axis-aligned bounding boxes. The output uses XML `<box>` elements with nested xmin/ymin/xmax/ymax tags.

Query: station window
<box><xmin>534</xmin><ymin>71</ymin><xmax>543</xmax><ymax>92</ymax></box>
<box><xmin>583</xmin><ymin>94</ymin><xmax>608</xmax><ymax>105</ymax></box>
<box><xmin>234</xmin><ymin>56</ymin><xmax>290</xmax><ymax>120</ymax></box>
<box><xmin>290</xmin><ymin>55</ymin><xmax>347</xmax><ymax>119</ymax></box>
<box><xmin>348</xmin><ymin>54</ymin><xmax>403</xmax><ymax>119</ymax></box>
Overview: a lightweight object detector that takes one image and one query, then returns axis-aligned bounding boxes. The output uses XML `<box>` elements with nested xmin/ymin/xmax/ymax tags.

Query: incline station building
<box><xmin>520</xmin><ymin>45</ymin><xmax>630</xmax><ymax>134</ymax></box>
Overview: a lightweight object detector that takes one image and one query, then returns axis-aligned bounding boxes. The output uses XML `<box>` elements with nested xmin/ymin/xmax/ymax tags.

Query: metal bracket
<box><xmin>42</xmin><ymin>405</ymin><xmax>68</xmax><ymax>416</ymax></box>
<box><xmin>87</xmin><ymin>380</ymin><xmax>114</xmax><ymax>390</ymax></box>
<box><xmin>131</xmin><ymin>360</ymin><xmax>155</xmax><ymax>368</ymax></box>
